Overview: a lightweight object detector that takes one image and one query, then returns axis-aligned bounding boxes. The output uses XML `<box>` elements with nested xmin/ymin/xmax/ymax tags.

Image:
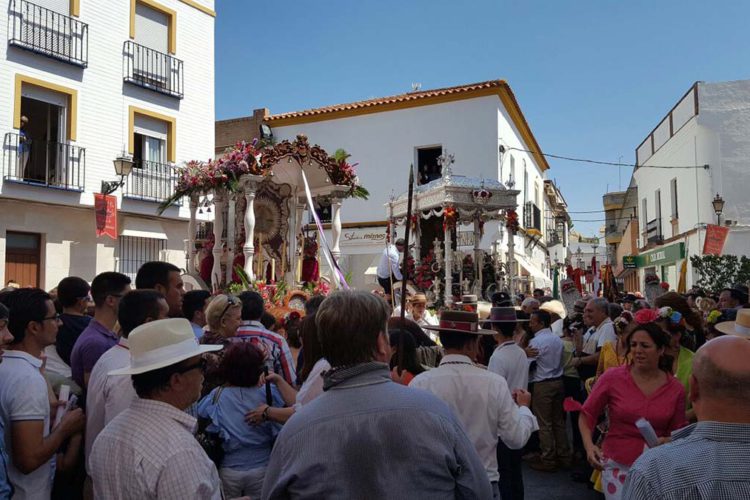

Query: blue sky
<box><xmin>215</xmin><ymin>0</ymin><xmax>750</xmax><ymax>236</ymax></box>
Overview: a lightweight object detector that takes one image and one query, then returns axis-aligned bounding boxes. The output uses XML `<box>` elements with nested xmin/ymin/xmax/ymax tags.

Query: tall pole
<box><xmin>398</xmin><ymin>166</ymin><xmax>415</xmax><ymax>373</ymax></box>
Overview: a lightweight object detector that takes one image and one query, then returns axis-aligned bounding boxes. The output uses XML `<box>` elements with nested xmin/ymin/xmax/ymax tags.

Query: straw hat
<box><xmin>714</xmin><ymin>308</ymin><xmax>750</xmax><ymax>338</ymax></box>
<box><xmin>423</xmin><ymin>310</ymin><xmax>495</xmax><ymax>335</ymax></box>
<box><xmin>110</xmin><ymin>318</ymin><xmax>221</xmax><ymax>375</ymax></box>
<box><xmin>540</xmin><ymin>300</ymin><xmax>567</xmax><ymax>319</ymax></box>
<box><xmin>408</xmin><ymin>293</ymin><xmax>428</xmax><ymax>304</ymax></box>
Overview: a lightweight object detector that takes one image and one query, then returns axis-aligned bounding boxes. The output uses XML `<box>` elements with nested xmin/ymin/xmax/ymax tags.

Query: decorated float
<box><xmin>387</xmin><ymin>155</ymin><xmax>519</xmax><ymax>306</ymax></box>
<box><xmin>160</xmin><ymin>134</ymin><xmax>367</xmax><ymax>295</ymax></box>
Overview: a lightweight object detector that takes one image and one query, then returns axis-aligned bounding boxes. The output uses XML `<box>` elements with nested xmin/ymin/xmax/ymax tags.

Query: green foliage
<box><xmin>689</xmin><ymin>254</ymin><xmax>750</xmax><ymax>294</ymax></box>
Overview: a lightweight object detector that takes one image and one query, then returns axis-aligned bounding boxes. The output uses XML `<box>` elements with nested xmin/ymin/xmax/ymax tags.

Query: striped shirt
<box><xmin>235</xmin><ymin>321</ymin><xmax>296</xmax><ymax>385</ymax></box>
<box><xmin>90</xmin><ymin>398</ymin><xmax>223</xmax><ymax>499</ymax></box>
<box><xmin>623</xmin><ymin>421</ymin><xmax>750</xmax><ymax>500</ymax></box>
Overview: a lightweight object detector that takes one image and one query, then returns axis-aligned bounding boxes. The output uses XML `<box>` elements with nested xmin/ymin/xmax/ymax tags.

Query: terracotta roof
<box><xmin>265</xmin><ymin>79</ymin><xmax>550</xmax><ymax>171</ymax></box>
<box><xmin>267</xmin><ymin>80</ymin><xmax>505</xmax><ymax>121</ymax></box>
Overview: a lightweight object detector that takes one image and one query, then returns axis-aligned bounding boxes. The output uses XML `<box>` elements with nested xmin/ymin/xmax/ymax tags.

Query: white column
<box><xmin>444</xmin><ymin>224</ymin><xmax>453</xmax><ymax>306</ymax></box>
<box><xmin>330</xmin><ymin>196</ymin><xmax>343</xmax><ymax>287</ymax></box>
<box><xmin>288</xmin><ymin>200</ymin><xmax>305</xmax><ymax>285</ymax></box>
<box><xmin>474</xmin><ymin>218</ymin><xmax>483</xmax><ymax>296</ymax></box>
<box><xmin>225</xmin><ymin>194</ymin><xmax>236</xmax><ymax>284</ymax></box>
<box><xmin>187</xmin><ymin>194</ymin><xmax>198</xmax><ymax>274</ymax></box>
<box><xmin>240</xmin><ymin>174</ymin><xmax>264</xmax><ymax>281</ymax></box>
<box><xmin>211</xmin><ymin>190</ymin><xmax>227</xmax><ymax>292</ymax></box>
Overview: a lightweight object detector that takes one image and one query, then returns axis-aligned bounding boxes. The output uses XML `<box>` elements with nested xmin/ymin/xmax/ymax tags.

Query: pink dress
<box><xmin>582</xmin><ymin>365</ymin><xmax>686</xmax><ymax>467</ymax></box>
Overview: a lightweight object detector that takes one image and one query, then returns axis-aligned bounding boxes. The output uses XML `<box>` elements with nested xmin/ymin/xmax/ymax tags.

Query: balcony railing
<box><xmin>524</xmin><ymin>202</ymin><xmax>542</xmax><ymax>232</ymax></box>
<box><xmin>124</xmin><ymin>159</ymin><xmax>177</xmax><ymax>203</ymax></box>
<box><xmin>2</xmin><ymin>132</ymin><xmax>85</xmax><ymax>190</ymax></box>
<box><xmin>123</xmin><ymin>41</ymin><xmax>184</xmax><ymax>99</ymax></box>
<box><xmin>8</xmin><ymin>0</ymin><xmax>88</xmax><ymax>67</ymax></box>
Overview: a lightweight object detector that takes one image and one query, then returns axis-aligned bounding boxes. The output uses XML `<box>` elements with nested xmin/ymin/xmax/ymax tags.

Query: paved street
<box><xmin>524</xmin><ymin>464</ymin><xmax>602</xmax><ymax>500</ymax></box>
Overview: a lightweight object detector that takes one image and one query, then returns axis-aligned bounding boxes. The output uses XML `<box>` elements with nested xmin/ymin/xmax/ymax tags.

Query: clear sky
<box><xmin>215</xmin><ymin>0</ymin><xmax>750</xmax><ymax>236</ymax></box>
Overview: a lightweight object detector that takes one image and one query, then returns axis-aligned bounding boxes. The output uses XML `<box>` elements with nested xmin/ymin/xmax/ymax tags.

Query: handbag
<box><xmin>196</xmin><ymin>386</ymin><xmax>225</xmax><ymax>466</ymax></box>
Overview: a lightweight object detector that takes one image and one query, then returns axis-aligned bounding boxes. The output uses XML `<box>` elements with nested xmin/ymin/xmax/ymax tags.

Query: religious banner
<box><xmin>703</xmin><ymin>224</ymin><xmax>729</xmax><ymax>255</ymax></box>
<box><xmin>95</xmin><ymin>193</ymin><xmax>117</xmax><ymax>239</ymax></box>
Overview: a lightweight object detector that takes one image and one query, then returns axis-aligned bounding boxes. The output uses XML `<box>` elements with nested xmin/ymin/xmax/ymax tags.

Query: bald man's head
<box><xmin>692</xmin><ymin>336</ymin><xmax>750</xmax><ymax>409</ymax></box>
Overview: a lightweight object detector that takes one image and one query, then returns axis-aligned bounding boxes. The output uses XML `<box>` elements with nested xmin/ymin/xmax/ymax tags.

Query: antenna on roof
<box><xmin>411</xmin><ymin>82</ymin><xmax>422</xmax><ymax>92</ymax></box>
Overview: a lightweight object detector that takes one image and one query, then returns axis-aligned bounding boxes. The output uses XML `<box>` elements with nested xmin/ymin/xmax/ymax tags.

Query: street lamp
<box><xmin>101</xmin><ymin>153</ymin><xmax>134</xmax><ymax>195</ymax></box>
<box><xmin>712</xmin><ymin>193</ymin><xmax>725</xmax><ymax>226</ymax></box>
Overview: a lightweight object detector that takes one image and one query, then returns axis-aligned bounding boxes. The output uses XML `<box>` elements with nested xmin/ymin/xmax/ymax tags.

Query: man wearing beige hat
<box><xmin>714</xmin><ymin>308</ymin><xmax>750</xmax><ymax>338</ymax></box>
<box><xmin>89</xmin><ymin>318</ymin><xmax>224</xmax><ymax>499</ymax></box>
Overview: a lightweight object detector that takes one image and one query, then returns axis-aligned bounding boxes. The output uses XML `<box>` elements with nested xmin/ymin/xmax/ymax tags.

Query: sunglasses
<box><xmin>220</xmin><ymin>295</ymin><xmax>239</xmax><ymax>321</ymax></box>
<box><xmin>177</xmin><ymin>358</ymin><xmax>207</xmax><ymax>375</ymax></box>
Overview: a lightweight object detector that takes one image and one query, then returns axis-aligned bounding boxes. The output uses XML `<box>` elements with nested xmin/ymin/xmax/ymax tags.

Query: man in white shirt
<box><xmin>486</xmin><ymin>307</ymin><xmax>532</xmax><ymax>500</ymax></box>
<box><xmin>0</xmin><ymin>289</ymin><xmax>85</xmax><ymax>499</ymax></box>
<box><xmin>571</xmin><ymin>298</ymin><xmax>616</xmax><ymax>380</ymax></box>
<box><xmin>376</xmin><ymin>238</ymin><xmax>404</xmax><ymax>298</ymax></box>
<box><xmin>412</xmin><ymin>310</ymin><xmax>537</xmax><ymax>499</ymax></box>
<box><xmin>85</xmin><ymin>290</ymin><xmax>168</xmax><ymax>471</ymax></box>
<box><xmin>527</xmin><ymin>309</ymin><xmax>571</xmax><ymax>472</ymax></box>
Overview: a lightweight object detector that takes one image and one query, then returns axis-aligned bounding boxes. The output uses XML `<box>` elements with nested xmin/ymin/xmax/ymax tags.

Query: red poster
<box><xmin>703</xmin><ymin>224</ymin><xmax>729</xmax><ymax>255</ymax></box>
<box><xmin>95</xmin><ymin>193</ymin><xmax>118</xmax><ymax>240</ymax></box>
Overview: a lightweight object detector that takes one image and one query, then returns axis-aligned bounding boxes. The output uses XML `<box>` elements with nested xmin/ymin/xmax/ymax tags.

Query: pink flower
<box><xmin>634</xmin><ymin>309</ymin><xmax>660</xmax><ymax>325</ymax></box>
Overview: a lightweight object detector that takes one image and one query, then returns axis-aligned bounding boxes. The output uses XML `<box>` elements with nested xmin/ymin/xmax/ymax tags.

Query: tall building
<box><xmin>0</xmin><ymin>0</ymin><xmax>215</xmax><ymax>287</ymax></box>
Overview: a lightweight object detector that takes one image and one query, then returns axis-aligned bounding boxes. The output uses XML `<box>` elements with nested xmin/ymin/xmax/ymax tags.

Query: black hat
<box><xmin>423</xmin><ymin>310</ymin><xmax>495</xmax><ymax>335</ymax></box>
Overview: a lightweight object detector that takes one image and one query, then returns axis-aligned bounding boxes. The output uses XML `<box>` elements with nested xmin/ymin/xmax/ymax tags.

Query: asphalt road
<box><xmin>523</xmin><ymin>463</ymin><xmax>603</xmax><ymax>500</ymax></box>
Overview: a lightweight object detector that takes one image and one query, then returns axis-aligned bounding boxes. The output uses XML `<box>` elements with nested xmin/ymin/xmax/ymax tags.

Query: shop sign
<box><xmin>341</xmin><ymin>228</ymin><xmax>387</xmax><ymax>246</ymax></box>
<box><xmin>623</xmin><ymin>242</ymin><xmax>685</xmax><ymax>268</ymax></box>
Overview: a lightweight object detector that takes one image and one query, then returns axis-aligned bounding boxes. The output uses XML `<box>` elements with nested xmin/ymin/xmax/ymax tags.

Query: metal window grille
<box><xmin>2</xmin><ymin>132</ymin><xmax>85</xmax><ymax>190</ymax></box>
<box><xmin>123</xmin><ymin>159</ymin><xmax>178</xmax><ymax>203</ymax></box>
<box><xmin>118</xmin><ymin>236</ymin><xmax>167</xmax><ymax>281</ymax></box>
<box><xmin>8</xmin><ymin>0</ymin><xmax>88</xmax><ymax>67</ymax></box>
<box><xmin>123</xmin><ymin>40</ymin><xmax>184</xmax><ymax>99</ymax></box>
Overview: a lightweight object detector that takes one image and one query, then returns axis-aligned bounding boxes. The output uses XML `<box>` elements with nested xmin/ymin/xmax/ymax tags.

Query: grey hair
<box><xmin>588</xmin><ymin>298</ymin><xmax>609</xmax><ymax>313</ymax></box>
<box><xmin>521</xmin><ymin>298</ymin><xmax>540</xmax><ymax>308</ymax></box>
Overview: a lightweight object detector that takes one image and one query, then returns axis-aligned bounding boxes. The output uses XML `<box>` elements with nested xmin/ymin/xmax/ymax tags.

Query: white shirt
<box><xmin>90</xmin><ymin>398</ymin><xmax>222</xmax><ymax>499</ymax></box>
<box><xmin>42</xmin><ymin>344</ymin><xmax>71</xmax><ymax>378</ymax></box>
<box><xmin>528</xmin><ymin>328</ymin><xmax>564</xmax><ymax>383</ymax></box>
<box><xmin>85</xmin><ymin>339</ymin><xmax>136</xmax><ymax>472</ymax></box>
<box><xmin>410</xmin><ymin>354</ymin><xmax>538</xmax><ymax>482</ymax></box>
<box><xmin>376</xmin><ymin>244</ymin><xmax>402</xmax><ymax>280</ymax></box>
<box><xmin>294</xmin><ymin>357</ymin><xmax>330</xmax><ymax>411</ymax></box>
<box><xmin>551</xmin><ymin>318</ymin><xmax>564</xmax><ymax>338</ymax></box>
<box><xmin>0</xmin><ymin>350</ymin><xmax>52</xmax><ymax>499</ymax></box>
<box><xmin>582</xmin><ymin>317</ymin><xmax>617</xmax><ymax>354</ymax></box>
<box><xmin>488</xmin><ymin>341</ymin><xmax>529</xmax><ymax>391</ymax></box>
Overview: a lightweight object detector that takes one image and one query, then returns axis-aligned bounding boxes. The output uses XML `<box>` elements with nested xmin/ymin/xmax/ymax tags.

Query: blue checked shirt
<box><xmin>623</xmin><ymin>421</ymin><xmax>750</xmax><ymax>500</ymax></box>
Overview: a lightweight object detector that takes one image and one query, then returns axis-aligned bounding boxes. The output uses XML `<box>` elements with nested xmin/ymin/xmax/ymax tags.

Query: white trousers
<box><xmin>219</xmin><ymin>465</ymin><xmax>266</xmax><ymax>499</ymax></box>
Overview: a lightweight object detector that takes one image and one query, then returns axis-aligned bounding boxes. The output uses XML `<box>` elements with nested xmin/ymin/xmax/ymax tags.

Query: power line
<box><xmin>507</xmin><ymin>147</ymin><xmax>709</xmax><ymax>170</ymax></box>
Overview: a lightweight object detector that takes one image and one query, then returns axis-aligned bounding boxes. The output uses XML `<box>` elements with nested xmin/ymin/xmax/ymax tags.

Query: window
<box><xmin>130</xmin><ymin>0</ymin><xmax>175</xmax><ymax>54</ymax></box>
<box><xmin>128</xmin><ymin>106</ymin><xmax>175</xmax><ymax>162</ymax></box>
<box><xmin>670</xmin><ymin>178</ymin><xmax>678</xmax><ymax>219</ymax></box>
<box><xmin>655</xmin><ymin>189</ymin><xmax>662</xmax><ymax>236</ymax></box>
<box><xmin>416</xmin><ymin>146</ymin><xmax>442</xmax><ymax>185</ymax></box>
<box><xmin>118</xmin><ymin>236</ymin><xmax>166</xmax><ymax>281</ymax></box>
<box><xmin>4</xmin><ymin>231</ymin><xmax>41</xmax><ymax>288</ymax></box>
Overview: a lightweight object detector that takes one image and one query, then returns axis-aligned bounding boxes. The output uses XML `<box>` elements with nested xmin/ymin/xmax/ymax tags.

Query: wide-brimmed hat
<box><xmin>540</xmin><ymin>300</ymin><xmax>567</xmax><ymax>319</ymax></box>
<box><xmin>408</xmin><ymin>293</ymin><xmax>428</xmax><ymax>304</ymax></box>
<box><xmin>484</xmin><ymin>306</ymin><xmax>528</xmax><ymax>323</ymax></box>
<box><xmin>423</xmin><ymin>310</ymin><xmax>495</xmax><ymax>335</ymax></box>
<box><xmin>715</xmin><ymin>308</ymin><xmax>750</xmax><ymax>338</ymax></box>
<box><xmin>457</xmin><ymin>294</ymin><xmax>478</xmax><ymax>305</ymax></box>
<box><xmin>110</xmin><ymin>318</ymin><xmax>221</xmax><ymax>375</ymax></box>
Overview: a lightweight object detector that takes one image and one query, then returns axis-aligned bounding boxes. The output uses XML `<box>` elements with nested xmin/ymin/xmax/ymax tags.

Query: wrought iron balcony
<box><xmin>2</xmin><ymin>132</ymin><xmax>85</xmax><ymax>191</ymax></box>
<box><xmin>124</xmin><ymin>159</ymin><xmax>178</xmax><ymax>203</ymax></box>
<box><xmin>524</xmin><ymin>202</ymin><xmax>542</xmax><ymax>232</ymax></box>
<box><xmin>123</xmin><ymin>41</ymin><xmax>184</xmax><ymax>99</ymax></box>
<box><xmin>8</xmin><ymin>0</ymin><xmax>88</xmax><ymax>67</ymax></box>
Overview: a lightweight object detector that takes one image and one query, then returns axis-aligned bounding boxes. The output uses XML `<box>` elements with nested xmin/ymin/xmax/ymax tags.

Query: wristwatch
<box><xmin>262</xmin><ymin>406</ymin><xmax>271</xmax><ymax>421</ymax></box>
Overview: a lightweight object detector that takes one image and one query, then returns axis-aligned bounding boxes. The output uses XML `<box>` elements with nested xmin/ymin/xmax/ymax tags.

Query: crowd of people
<box><xmin>0</xmin><ymin>263</ymin><xmax>749</xmax><ymax>499</ymax></box>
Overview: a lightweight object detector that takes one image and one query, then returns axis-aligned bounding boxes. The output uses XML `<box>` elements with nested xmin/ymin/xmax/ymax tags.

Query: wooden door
<box><xmin>5</xmin><ymin>232</ymin><xmax>41</xmax><ymax>288</ymax></box>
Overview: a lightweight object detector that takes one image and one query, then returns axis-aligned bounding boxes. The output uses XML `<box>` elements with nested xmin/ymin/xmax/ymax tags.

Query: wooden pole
<box><xmin>398</xmin><ymin>166</ymin><xmax>415</xmax><ymax>373</ymax></box>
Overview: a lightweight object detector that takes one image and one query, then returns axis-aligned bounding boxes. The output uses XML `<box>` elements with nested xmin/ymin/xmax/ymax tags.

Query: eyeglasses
<box><xmin>220</xmin><ymin>295</ymin><xmax>239</xmax><ymax>321</ymax></box>
<box><xmin>177</xmin><ymin>358</ymin><xmax>207</xmax><ymax>374</ymax></box>
<box><xmin>38</xmin><ymin>313</ymin><xmax>60</xmax><ymax>323</ymax></box>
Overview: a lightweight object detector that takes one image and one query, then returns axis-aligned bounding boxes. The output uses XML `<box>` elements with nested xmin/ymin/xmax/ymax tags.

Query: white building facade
<box><xmin>0</xmin><ymin>0</ymin><xmax>215</xmax><ymax>288</ymax></box>
<box><xmin>628</xmin><ymin>80</ymin><xmax>750</xmax><ymax>289</ymax></box>
<box><xmin>219</xmin><ymin>81</ymin><xmax>562</xmax><ymax>292</ymax></box>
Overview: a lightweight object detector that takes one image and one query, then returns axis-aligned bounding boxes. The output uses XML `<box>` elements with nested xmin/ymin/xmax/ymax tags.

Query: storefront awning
<box><xmin>120</xmin><ymin>217</ymin><xmax>168</xmax><ymax>240</ymax></box>
<box><xmin>514</xmin><ymin>253</ymin><xmax>553</xmax><ymax>289</ymax></box>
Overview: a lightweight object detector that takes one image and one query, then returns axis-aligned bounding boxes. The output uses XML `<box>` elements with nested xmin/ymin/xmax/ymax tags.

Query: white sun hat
<box><xmin>110</xmin><ymin>318</ymin><xmax>221</xmax><ymax>375</ymax></box>
<box><xmin>715</xmin><ymin>308</ymin><xmax>750</xmax><ymax>339</ymax></box>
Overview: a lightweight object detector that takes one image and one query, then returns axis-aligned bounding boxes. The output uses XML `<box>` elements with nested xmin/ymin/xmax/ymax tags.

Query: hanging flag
<box><xmin>703</xmin><ymin>224</ymin><xmax>729</xmax><ymax>255</ymax></box>
<box><xmin>94</xmin><ymin>193</ymin><xmax>117</xmax><ymax>240</ymax></box>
